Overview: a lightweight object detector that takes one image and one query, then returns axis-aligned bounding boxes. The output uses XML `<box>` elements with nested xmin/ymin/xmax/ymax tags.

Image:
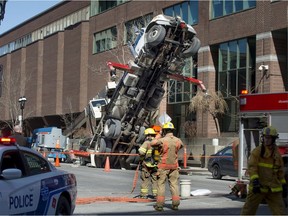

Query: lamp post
<box><xmin>18</xmin><ymin>96</ymin><xmax>27</xmax><ymax>128</ymax></box>
<box><xmin>0</xmin><ymin>0</ymin><xmax>8</xmax><ymax>24</ymax></box>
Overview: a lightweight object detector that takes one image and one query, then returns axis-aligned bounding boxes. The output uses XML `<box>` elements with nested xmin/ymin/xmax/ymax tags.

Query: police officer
<box><xmin>138</xmin><ymin>128</ymin><xmax>159</xmax><ymax>199</ymax></box>
<box><xmin>241</xmin><ymin>126</ymin><xmax>287</xmax><ymax>215</ymax></box>
<box><xmin>151</xmin><ymin>122</ymin><xmax>183</xmax><ymax>211</ymax></box>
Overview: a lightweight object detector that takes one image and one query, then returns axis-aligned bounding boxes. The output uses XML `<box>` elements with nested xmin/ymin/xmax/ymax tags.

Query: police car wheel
<box><xmin>56</xmin><ymin>195</ymin><xmax>71</xmax><ymax>215</ymax></box>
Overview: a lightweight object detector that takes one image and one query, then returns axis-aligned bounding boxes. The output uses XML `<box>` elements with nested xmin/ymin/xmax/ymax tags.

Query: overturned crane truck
<box><xmin>77</xmin><ymin>14</ymin><xmax>206</xmax><ymax>169</ymax></box>
<box><xmin>235</xmin><ymin>92</ymin><xmax>288</xmax><ymax>196</ymax></box>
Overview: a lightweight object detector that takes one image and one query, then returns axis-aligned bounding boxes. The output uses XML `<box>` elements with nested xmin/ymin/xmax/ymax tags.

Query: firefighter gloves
<box><xmin>252</xmin><ymin>179</ymin><xmax>261</xmax><ymax>194</ymax></box>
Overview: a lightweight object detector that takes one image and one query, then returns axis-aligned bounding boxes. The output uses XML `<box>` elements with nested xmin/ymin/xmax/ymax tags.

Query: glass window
<box><xmin>239</xmin><ymin>39</ymin><xmax>246</xmax><ymax>68</ymax></box>
<box><xmin>212</xmin><ymin>0</ymin><xmax>223</xmax><ymax>18</ymax></box>
<box><xmin>216</xmin><ymin>37</ymin><xmax>256</xmax><ymax>132</ymax></box>
<box><xmin>229</xmin><ymin>41</ymin><xmax>237</xmax><ymax>69</ymax></box>
<box><xmin>235</xmin><ymin>0</ymin><xmax>243</xmax><ymax>12</ymax></box>
<box><xmin>164</xmin><ymin>0</ymin><xmax>199</xmax><ymax>25</ymax></box>
<box><xmin>94</xmin><ymin>26</ymin><xmax>117</xmax><ymax>53</ymax></box>
<box><xmin>211</xmin><ymin>0</ymin><xmax>256</xmax><ymax>19</ymax></box>
<box><xmin>219</xmin><ymin>43</ymin><xmax>228</xmax><ymax>71</ymax></box>
<box><xmin>228</xmin><ymin>69</ymin><xmax>237</xmax><ymax>95</ymax></box>
<box><xmin>219</xmin><ymin>71</ymin><xmax>227</xmax><ymax>97</ymax></box>
<box><xmin>224</xmin><ymin>0</ymin><xmax>233</xmax><ymax>15</ymax></box>
<box><xmin>124</xmin><ymin>14</ymin><xmax>153</xmax><ymax>44</ymax></box>
<box><xmin>174</xmin><ymin>4</ymin><xmax>181</xmax><ymax>17</ymax></box>
<box><xmin>23</xmin><ymin>151</ymin><xmax>51</xmax><ymax>176</ymax></box>
<box><xmin>238</xmin><ymin>68</ymin><xmax>247</xmax><ymax>94</ymax></box>
<box><xmin>91</xmin><ymin>0</ymin><xmax>128</xmax><ymax>16</ymax></box>
<box><xmin>190</xmin><ymin>0</ymin><xmax>199</xmax><ymax>24</ymax></box>
<box><xmin>168</xmin><ymin>58</ymin><xmax>197</xmax><ymax>104</ymax></box>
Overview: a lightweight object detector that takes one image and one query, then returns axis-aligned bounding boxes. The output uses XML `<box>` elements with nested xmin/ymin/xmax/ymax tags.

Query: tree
<box><xmin>189</xmin><ymin>90</ymin><xmax>228</xmax><ymax>137</ymax></box>
<box><xmin>0</xmin><ymin>66</ymin><xmax>32</xmax><ymax>131</ymax></box>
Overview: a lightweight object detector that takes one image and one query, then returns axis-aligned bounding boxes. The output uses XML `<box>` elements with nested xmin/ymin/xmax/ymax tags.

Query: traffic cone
<box><xmin>104</xmin><ymin>156</ymin><xmax>110</xmax><ymax>172</ymax></box>
<box><xmin>55</xmin><ymin>153</ymin><xmax>61</xmax><ymax>167</ymax></box>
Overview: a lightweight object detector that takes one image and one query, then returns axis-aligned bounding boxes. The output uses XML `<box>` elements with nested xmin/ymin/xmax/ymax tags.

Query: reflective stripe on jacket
<box><xmin>139</xmin><ymin>140</ymin><xmax>157</xmax><ymax>168</ymax></box>
<box><xmin>248</xmin><ymin>145</ymin><xmax>286</xmax><ymax>192</ymax></box>
<box><xmin>156</xmin><ymin>133</ymin><xmax>183</xmax><ymax>170</ymax></box>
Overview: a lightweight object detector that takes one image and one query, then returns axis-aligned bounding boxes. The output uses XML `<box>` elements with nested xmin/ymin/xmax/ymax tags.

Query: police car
<box><xmin>0</xmin><ymin>137</ymin><xmax>77</xmax><ymax>215</ymax></box>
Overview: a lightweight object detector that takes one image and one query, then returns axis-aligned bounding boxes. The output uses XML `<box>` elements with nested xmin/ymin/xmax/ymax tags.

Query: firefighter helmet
<box><xmin>162</xmin><ymin>122</ymin><xmax>175</xmax><ymax>130</ymax></box>
<box><xmin>144</xmin><ymin>128</ymin><xmax>156</xmax><ymax>135</ymax></box>
<box><xmin>262</xmin><ymin>126</ymin><xmax>278</xmax><ymax>137</ymax></box>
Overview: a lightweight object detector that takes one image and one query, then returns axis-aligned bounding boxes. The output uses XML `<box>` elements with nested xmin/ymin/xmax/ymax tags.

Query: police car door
<box><xmin>0</xmin><ymin>149</ymin><xmax>38</xmax><ymax>215</ymax></box>
<box><xmin>0</xmin><ymin>149</ymin><xmax>53</xmax><ymax>215</ymax></box>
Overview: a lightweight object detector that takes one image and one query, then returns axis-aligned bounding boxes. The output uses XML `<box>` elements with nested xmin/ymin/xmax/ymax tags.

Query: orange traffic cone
<box><xmin>55</xmin><ymin>153</ymin><xmax>61</xmax><ymax>167</ymax></box>
<box><xmin>104</xmin><ymin>156</ymin><xmax>110</xmax><ymax>172</ymax></box>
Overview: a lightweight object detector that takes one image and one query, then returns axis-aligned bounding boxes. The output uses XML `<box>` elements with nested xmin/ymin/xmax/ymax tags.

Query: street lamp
<box><xmin>18</xmin><ymin>96</ymin><xmax>27</xmax><ymax>127</ymax></box>
<box><xmin>0</xmin><ymin>0</ymin><xmax>7</xmax><ymax>24</ymax></box>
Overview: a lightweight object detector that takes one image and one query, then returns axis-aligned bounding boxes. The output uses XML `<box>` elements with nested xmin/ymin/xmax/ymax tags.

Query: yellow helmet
<box><xmin>262</xmin><ymin>126</ymin><xmax>278</xmax><ymax>137</ymax></box>
<box><xmin>162</xmin><ymin>122</ymin><xmax>175</xmax><ymax>130</ymax></box>
<box><xmin>144</xmin><ymin>128</ymin><xmax>156</xmax><ymax>135</ymax></box>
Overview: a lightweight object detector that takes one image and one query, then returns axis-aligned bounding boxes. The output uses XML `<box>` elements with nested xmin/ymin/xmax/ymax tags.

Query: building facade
<box><xmin>0</xmin><ymin>0</ymin><xmax>287</xmax><ymax>144</ymax></box>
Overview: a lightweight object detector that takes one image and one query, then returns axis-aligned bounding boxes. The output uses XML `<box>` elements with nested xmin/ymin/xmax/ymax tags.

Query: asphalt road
<box><xmin>58</xmin><ymin>163</ymin><xmax>280</xmax><ymax>215</ymax></box>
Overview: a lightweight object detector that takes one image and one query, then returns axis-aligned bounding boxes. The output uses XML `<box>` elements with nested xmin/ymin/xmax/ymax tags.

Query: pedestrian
<box><xmin>138</xmin><ymin>128</ymin><xmax>159</xmax><ymax>199</ymax></box>
<box><xmin>151</xmin><ymin>122</ymin><xmax>183</xmax><ymax>211</ymax></box>
<box><xmin>241</xmin><ymin>126</ymin><xmax>287</xmax><ymax>215</ymax></box>
<box><xmin>10</xmin><ymin>125</ymin><xmax>29</xmax><ymax>147</ymax></box>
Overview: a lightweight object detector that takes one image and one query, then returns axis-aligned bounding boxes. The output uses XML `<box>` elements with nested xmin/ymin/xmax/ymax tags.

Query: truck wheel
<box><xmin>104</xmin><ymin>119</ymin><xmax>116</xmax><ymax>138</ymax></box>
<box><xmin>180</xmin><ymin>36</ymin><xmax>201</xmax><ymax>58</ymax></box>
<box><xmin>146</xmin><ymin>89</ymin><xmax>165</xmax><ymax>111</ymax></box>
<box><xmin>55</xmin><ymin>195</ymin><xmax>71</xmax><ymax>215</ymax></box>
<box><xmin>95</xmin><ymin>138</ymin><xmax>106</xmax><ymax>153</ymax></box>
<box><xmin>145</xmin><ymin>25</ymin><xmax>166</xmax><ymax>48</ymax></box>
<box><xmin>136</xmin><ymin>126</ymin><xmax>146</xmax><ymax>143</ymax></box>
<box><xmin>112</xmin><ymin>119</ymin><xmax>121</xmax><ymax>139</ymax></box>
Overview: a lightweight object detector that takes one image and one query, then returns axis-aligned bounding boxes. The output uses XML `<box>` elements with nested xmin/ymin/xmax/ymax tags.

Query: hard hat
<box><xmin>144</xmin><ymin>128</ymin><xmax>156</xmax><ymax>135</ymax></box>
<box><xmin>162</xmin><ymin>122</ymin><xmax>175</xmax><ymax>130</ymax></box>
<box><xmin>262</xmin><ymin>126</ymin><xmax>278</xmax><ymax>137</ymax></box>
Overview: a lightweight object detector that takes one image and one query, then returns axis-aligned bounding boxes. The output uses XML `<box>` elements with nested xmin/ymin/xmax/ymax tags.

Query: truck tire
<box><xmin>95</xmin><ymin>138</ymin><xmax>106</xmax><ymax>153</ymax></box>
<box><xmin>136</xmin><ymin>126</ymin><xmax>146</xmax><ymax>143</ymax></box>
<box><xmin>104</xmin><ymin>119</ymin><xmax>116</xmax><ymax>138</ymax></box>
<box><xmin>180</xmin><ymin>36</ymin><xmax>201</xmax><ymax>58</ymax></box>
<box><xmin>145</xmin><ymin>25</ymin><xmax>166</xmax><ymax>48</ymax></box>
<box><xmin>146</xmin><ymin>88</ymin><xmax>165</xmax><ymax>111</ymax></box>
<box><xmin>112</xmin><ymin>119</ymin><xmax>121</xmax><ymax>139</ymax></box>
<box><xmin>95</xmin><ymin>138</ymin><xmax>106</xmax><ymax>168</ymax></box>
<box><xmin>104</xmin><ymin>119</ymin><xmax>121</xmax><ymax>139</ymax></box>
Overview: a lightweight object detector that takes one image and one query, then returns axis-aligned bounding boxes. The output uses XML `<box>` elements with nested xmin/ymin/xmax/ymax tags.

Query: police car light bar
<box><xmin>0</xmin><ymin>137</ymin><xmax>16</xmax><ymax>145</ymax></box>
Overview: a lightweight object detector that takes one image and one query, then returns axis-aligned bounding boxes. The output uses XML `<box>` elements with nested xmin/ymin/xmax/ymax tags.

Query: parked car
<box><xmin>0</xmin><ymin>137</ymin><xmax>77</xmax><ymax>215</ymax></box>
<box><xmin>208</xmin><ymin>145</ymin><xmax>237</xmax><ymax>179</ymax></box>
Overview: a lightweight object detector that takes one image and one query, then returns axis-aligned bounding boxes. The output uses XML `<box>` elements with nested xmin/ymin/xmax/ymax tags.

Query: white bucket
<box><xmin>180</xmin><ymin>179</ymin><xmax>191</xmax><ymax>198</ymax></box>
<box><xmin>212</xmin><ymin>138</ymin><xmax>219</xmax><ymax>146</ymax></box>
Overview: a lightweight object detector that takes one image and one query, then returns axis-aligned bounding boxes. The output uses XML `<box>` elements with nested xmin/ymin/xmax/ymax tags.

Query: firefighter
<box><xmin>138</xmin><ymin>128</ymin><xmax>159</xmax><ymax>199</ymax></box>
<box><xmin>151</xmin><ymin>122</ymin><xmax>183</xmax><ymax>211</ymax></box>
<box><xmin>241</xmin><ymin>126</ymin><xmax>287</xmax><ymax>215</ymax></box>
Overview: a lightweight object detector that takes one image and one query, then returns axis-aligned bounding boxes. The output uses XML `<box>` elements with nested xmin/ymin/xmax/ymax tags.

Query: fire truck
<box><xmin>237</xmin><ymin>92</ymin><xmax>288</xmax><ymax>183</ymax></box>
<box><xmin>73</xmin><ymin>14</ymin><xmax>206</xmax><ymax>169</ymax></box>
